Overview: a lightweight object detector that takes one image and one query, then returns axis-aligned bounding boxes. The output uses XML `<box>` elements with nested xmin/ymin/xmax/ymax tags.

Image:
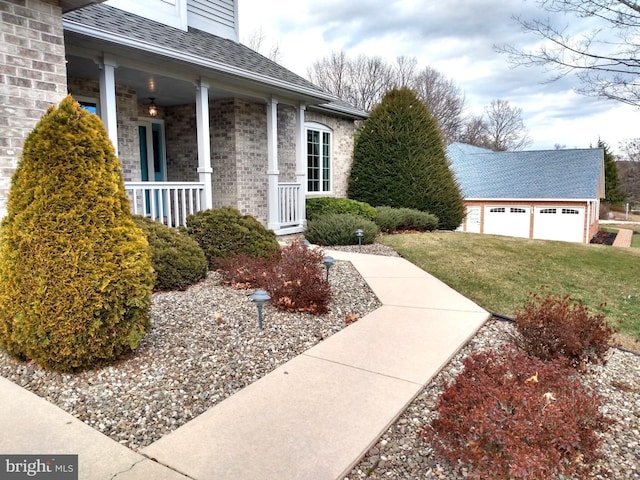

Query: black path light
<box><xmin>355</xmin><ymin>229</ymin><xmax>364</xmax><ymax>250</ymax></box>
<box><xmin>250</xmin><ymin>289</ymin><xmax>270</xmax><ymax>330</ymax></box>
<box><xmin>322</xmin><ymin>255</ymin><xmax>335</xmax><ymax>281</ymax></box>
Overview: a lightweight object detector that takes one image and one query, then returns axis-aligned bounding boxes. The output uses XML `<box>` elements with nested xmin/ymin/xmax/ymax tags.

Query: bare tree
<box><xmin>307</xmin><ymin>51</ymin><xmax>466</xmax><ymax>144</ymax></box>
<box><xmin>242</xmin><ymin>27</ymin><xmax>282</xmax><ymax>63</ymax></box>
<box><xmin>483</xmin><ymin>100</ymin><xmax>532</xmax><ymax>151</ymax></box>
<box><xmin>410</xmin><ymin>66</ymin><xmax>466</xmax><ymax>144</ymax></box>
<box><xmin>458</xmin><ymin>116</ymin><xmax>490</xmax><ymax>148</ymax></box>
<box><xmin>500</xmin><ymin>0</ymin><xmax>640</xmax><ymax>107</ymax></box>
<box><xmin>619</xmin><ymin>138</ymin><xmax>640</xmax><ymax>162</ymax></box>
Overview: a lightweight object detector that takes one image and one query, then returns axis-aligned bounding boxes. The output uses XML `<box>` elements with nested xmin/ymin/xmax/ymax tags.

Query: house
<box><xmin>0</xmin><ymin>0</ymin><xmax>366</xmax><ymax>235</ymax></box>
<box><xmin>447</xmin><ymin>142</ymin><xmax>605</xmax><ymax>244</ymax></box>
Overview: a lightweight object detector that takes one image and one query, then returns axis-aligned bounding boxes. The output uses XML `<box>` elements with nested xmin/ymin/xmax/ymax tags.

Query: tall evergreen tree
<box><xmin>598</xmin><ymin>139</ymin><xmax>625</xmax><ymax>205</ymax></box>
<box><xmin>348</xmin><ymin>87</ymin><xmax>465</xmax><ymax>229</ymax></box>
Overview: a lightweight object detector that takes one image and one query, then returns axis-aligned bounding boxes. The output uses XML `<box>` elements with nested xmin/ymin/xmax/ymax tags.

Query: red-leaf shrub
<box><xmin>261</xmin><ymin>241</ymin><xmax>331</xmax><ymax>314</ymax></box>
<box><xmin>420</xmin><ymin>346</ymin><xmax>611</xmax><ymax>480</ymax></box>
<box><xmin>217</xmin><ymin>241</ymin><xmax>331</xmax><ymax>314</ymax></box>
<box><xmin>216</xmin><ymin>254</ymin><xmax>276</xmax><ymax>289</ymax></box>
<box><xmin>513</xmin><ymin>292</ymin><xmax>615</xmax><ymax>368</ymax></box>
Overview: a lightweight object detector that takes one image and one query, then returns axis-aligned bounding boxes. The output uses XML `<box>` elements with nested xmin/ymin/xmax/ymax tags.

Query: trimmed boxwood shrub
<box><xmin>421</xmin><ymin>345</ymin><xmax>611</xmax><ymax>480</ymax></box>
<box><xmin>0</xmin><ymin>96</ymin><xmax>154</xmax><ymax>372</ymax></box>
<box><xmin>133</xmin><ymin>216</ymin><xmax>208</xmax><ymax>291</ymax></box>
<box><xmin>186</xmin><ymin>207</ymin><xmax>280</xmax><ymax>268</ymax></box>
<box><xmin>306</xmin><ymin>197</ymin><xmax>377</xmax><ymax>221</ymax></box>
<box><xmin>305</xmin><ymin>213</ymin><xmax>378</xmax><ymax>246</ymax></box>
<box><xmin>375</xmin><ymin>206</ymin><xmax>439</xmax><ymax>233</ymax></box>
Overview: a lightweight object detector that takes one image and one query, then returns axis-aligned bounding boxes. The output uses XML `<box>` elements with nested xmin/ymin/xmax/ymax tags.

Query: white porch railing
<box><xmin>125</xmin><ymin>181</ymin><xmax>205</xmax><ymax>228</ymax></box>
<box><xmin>278</xmin><ymin>182</ymin><xmax>302</xmax><ymax>228</ymax></box>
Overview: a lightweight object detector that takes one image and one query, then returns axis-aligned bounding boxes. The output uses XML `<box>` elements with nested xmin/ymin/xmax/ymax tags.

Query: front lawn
<box><xmin>379</xmin><ymin>232</ymin><xmax>640</xmax><ymax>340</ymax></box>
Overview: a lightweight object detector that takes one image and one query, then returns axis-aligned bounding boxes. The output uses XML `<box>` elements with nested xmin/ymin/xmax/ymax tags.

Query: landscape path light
<box><xmin>355</xmin><ymin>229</ymin><xmax>364</xmax><ymax>250</ymax></box>
<box><xmin>322</xmin><ymin>255</ymin><xmax>335</xmax><ymax>281</ymax></box>
<box><xmin>250</xmin><ymin>289</ymin><xmax>270</xmax><ymax>330</ymax></box>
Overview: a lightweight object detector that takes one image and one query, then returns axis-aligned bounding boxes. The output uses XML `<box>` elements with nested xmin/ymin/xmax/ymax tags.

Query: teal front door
<box><xmin>139</xmin><ymin>121</ymin><xmax>166</xmax><ymax>214</ymax></box>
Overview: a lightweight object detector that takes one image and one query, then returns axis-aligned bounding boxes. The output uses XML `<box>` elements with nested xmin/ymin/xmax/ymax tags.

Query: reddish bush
<box><xmin>216</xmin><ymin>254</ymin><xmax>276</xmax><ymax>289</ymax></box>
<box><xmin>513</xmin><ymin>292</ymin><xmax>615</xmax><ymax>368</ymax></box>
<box><xmin>421</xmin><ymin>346</ymin><xmax>610</xmax><ymax>480</ymax></box>
<box><xmin>217</xmin><ymin>241</ymin><xmax>331</xmax><ymax>314</ymax></box>
<box><xmin>261</xmin><ymin>241</ymin><xmax>331</xmax><ymax>314</ymax></box>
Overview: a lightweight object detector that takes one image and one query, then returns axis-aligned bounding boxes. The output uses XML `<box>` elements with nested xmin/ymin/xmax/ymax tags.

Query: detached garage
<box><xmin>448</xmin><ymin>143</ymin><xmax>605</xmax><ymax>244</ymax></box>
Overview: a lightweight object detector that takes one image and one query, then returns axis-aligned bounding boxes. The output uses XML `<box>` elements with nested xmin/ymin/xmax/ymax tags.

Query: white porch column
<box><xmin>195</xmin><ymin>80</ymin><xmax>213</xmax><ymax>209</ymax></box>
<box><xmin>295</xmin><ymin>103</ymin><xmax>307</xmax><ymax>226</ymax></box>
<box><xmin>266</xmin><ymin>98</ymin><xmax>279</xmax><ymax>231</ymax></box>
<box><xmin>98</xmin><ymin>54</ymin><xmax>118</xmax><ymax>156</ymax></box>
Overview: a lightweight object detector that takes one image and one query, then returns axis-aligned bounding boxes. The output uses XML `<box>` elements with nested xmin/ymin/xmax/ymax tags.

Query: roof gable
<box><xmin>447</xmin><ymin>143</ymin><xmax>605</xmax><ymax>200</ymax></box>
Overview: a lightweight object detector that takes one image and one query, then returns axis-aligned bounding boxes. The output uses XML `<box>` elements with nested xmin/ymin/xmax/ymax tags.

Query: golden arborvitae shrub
<box><xmin>0</xmin><ymin>96</ymin><xmax>155</xmax><ymax>372</ymax></box>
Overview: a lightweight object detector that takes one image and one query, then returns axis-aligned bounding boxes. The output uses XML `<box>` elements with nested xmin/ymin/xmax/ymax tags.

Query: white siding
<box><xmin>187</xmin><ymin>0</ymin><xmax>238</xmax><ymax>40</ymax></box>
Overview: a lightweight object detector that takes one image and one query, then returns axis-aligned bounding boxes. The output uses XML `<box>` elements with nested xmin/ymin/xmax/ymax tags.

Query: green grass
<box><xmin>379</xmin><ymin>232</ymin><xmax>640</xmax><ymax>340</ymax></box>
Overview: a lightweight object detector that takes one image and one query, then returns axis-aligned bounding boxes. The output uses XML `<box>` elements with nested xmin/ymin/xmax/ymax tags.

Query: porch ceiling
<box><xmin>66</xmin><ymin>54</ymin><xmax>231</xmax><ymax>106</ymax></box>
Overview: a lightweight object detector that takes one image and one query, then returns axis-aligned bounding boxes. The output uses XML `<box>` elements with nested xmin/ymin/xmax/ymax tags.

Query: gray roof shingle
<box><xmin>63</xmin><ymin>4</ymin><xmax>367</xmax><ymax>118</ymax></box>
<box><xmin>447</xmin><ymin>142</ymin><xmax>604</xmax><ymax>200</ymax></box>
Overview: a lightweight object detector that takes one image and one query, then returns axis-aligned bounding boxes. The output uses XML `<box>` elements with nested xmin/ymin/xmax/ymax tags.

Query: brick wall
<box><xmin>305</xmin><ymin>110</ymin><xmax>356</xmax><ymax>198</ymax></box>
<box><xmin>165</xmin><ymin>104</ymin><xmax>198</xmax><ymax>182</ymax></box>
<box><xmin>0</xmin><ymin>0</ymin><xmax>67</xmax><ymax>217</ymax></box>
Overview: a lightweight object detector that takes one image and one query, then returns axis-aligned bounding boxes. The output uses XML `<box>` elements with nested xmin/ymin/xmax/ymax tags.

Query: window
<box><xmin>510</xmin><ymin>208</ymin><xmax>526</xmax><ymax>213</ymax></box>
<box><xmin>540</xmin><ymin>208</ymin><xmax>557</xmax><ymax>214</ymax></box>
<box><xmin>306</xmin><ymin>123</ymin><xmax>331</xmax><ymax>193</ymax></box>
<box><xmin>562</xmin><ymin>208</ymin><xmax>579</xmax><ymax>215</ymax></box>
<box><xmin>73</xmin><ymin>95</ymin><xmax>100</xmax><ymax>115</ymax></box>
<box><xmin>489</xmin><ymin>207</ymin><xmax>506</xmax><ymax>213</ymax></box>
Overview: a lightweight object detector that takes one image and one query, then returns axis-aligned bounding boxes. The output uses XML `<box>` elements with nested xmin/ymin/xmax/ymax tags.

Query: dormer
<box><xmin>104</xmin><ymin>0</ymin><xmax>238</xmax><ymax>41</ymax></box>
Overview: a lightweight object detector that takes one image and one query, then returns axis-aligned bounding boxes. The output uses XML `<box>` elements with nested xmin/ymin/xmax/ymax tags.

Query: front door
<box><xmin>139</xmin><ymin>121</ymin><xmax>166</xmax><ymax>214</ymax></box>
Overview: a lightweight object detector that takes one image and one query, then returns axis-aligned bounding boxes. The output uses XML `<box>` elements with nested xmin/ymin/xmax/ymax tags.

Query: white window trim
<box><xmin>305</xmin><ymin>122</ymin><xmax>333</xmax><ymax>195</ymax></box>
<box><xmin>74</xmin><ymin>95</ymin><xmax>100</xmax><ymax>116</ymax></box>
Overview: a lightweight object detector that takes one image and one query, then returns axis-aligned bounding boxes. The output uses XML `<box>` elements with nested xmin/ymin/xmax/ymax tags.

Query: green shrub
<box><xmin>306</xmin><ymin>197</ymin><xmax>377</xmax><ymax>222</ymax></box>
<box><xmin>0</xmin><ymin>96</ymin><xmax>154</xmax><ymax>372</ymax></box>
<box><xmin>348</xmin><ymin>87</ymin><xmax>465</xmax><ymax>230</ymax></box>
<box><xmin>421</xmin><ymin>345</ymin><xmax>610</xmax><ymax>480</ymax></box>
<box><xmin>513</xmin><ymin>292</ymin><xmax>616</xmax><ymax>369</ymax></box>
<box><xmin>305</xmin><ymin>214</ymin><xmax>378</xmax><ymax>246</ymax></box>
<box><xmin>186</xmin><ymin>207</ymin><xmax>280</xmax><ymax>268</ymax></box>
<box><xmin>133</xmin><ymin>216</ymin><xmax>208</xmax><ymax>291</ymax></box>
<box><xmin>375</xmin><ymin>206</ymin><xmax>439</xmax><ymax>233</ymax></box>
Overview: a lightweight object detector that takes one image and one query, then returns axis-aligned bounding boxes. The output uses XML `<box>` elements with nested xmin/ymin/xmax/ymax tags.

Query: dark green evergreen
<box><xmin>598</xmin><ymin>139</ymin><xmax>625</xmax><ymax>205</ymax></box>
<box><xmin>348</xmin><ymin>87</ymin><xmax>465</xmax><ymax>229</ymax></box>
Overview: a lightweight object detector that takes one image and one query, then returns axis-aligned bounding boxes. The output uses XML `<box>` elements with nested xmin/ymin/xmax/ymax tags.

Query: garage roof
<box><xmin>447</xmin><ymin>143</ymin><xmax>605</xmax><ymax>200</ymax></box>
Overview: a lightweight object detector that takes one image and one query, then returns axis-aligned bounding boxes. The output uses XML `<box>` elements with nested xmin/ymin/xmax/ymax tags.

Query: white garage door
<box><xmin>533</xmin><ymin>207</ymin><xmax>585</xmax><ymax>243</ymax></box>
<box><xmin>483</xmin><ymin>206</ymin><xmax>531</xmax><ymax>238</ymax></box>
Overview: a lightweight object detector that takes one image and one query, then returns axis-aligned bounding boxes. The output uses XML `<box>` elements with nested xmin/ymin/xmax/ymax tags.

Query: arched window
<box><xmin>306</xmin><ymin>122</ymin><xmax>332</xmax><ymax>193</ymax></box>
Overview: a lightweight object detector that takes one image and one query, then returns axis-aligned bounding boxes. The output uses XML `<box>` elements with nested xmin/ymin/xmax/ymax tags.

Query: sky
<box><xmin>237</xmin><ymin>0</ymin><xmax>640</xmax><ymax>154</ymax></box>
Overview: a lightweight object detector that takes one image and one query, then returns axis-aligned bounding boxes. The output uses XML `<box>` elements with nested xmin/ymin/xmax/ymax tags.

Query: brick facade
<box><xmin>0</xmin><ymin>0</ymin><xmax>67</xmax><ymax>217</ymax></box>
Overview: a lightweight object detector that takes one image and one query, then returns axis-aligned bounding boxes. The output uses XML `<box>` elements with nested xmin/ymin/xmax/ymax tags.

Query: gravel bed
<box><xmin>347</xmin><ymin>319</ymin><xmax>640</xmax><ymax>480</ymax></box>
<box><xmin>0</xmin><ymin>259</ymin><xmax>380</xmax><ymax>450</ymax></box>
<box><xmin>1</xmin><ymin>243</ymin><xmax>638</xmax><ymax>479</ymax></box>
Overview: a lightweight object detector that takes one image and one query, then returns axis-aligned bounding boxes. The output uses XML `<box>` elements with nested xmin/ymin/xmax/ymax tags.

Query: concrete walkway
<box><xmin>1</xmin><ymin>251</ymin><xmax>490</xmax><ymax>480</ymax></box>
<box><xmin>612</xmin><ymin>228</ymin><xmax>634</xmax><ymax>247</ymax></box>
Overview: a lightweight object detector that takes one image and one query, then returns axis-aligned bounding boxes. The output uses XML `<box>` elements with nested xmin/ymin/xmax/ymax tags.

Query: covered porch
<box><xmin>63</xmin><ymin>28</ymin><xmax>334</xmax><ymax>234</ymax></box>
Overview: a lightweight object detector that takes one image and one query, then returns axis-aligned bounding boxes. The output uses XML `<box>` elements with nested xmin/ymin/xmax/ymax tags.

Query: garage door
<box><xmin>533</xmin><ymin>207</ymin><xmax>585</xmax><ymax>243</ymax></box>
<box><xmin>483</xmin><ymin>206</ymin><xmax>531</xmax><ymax>238</ymax></box>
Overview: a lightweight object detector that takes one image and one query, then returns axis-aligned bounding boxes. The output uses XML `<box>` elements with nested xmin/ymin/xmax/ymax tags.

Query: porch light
<box><xmin>322</xmin><ymin>255</ymin><xmax>335</xmax><ymax>281</ymax></box>
<box><xmin>355</xmin><ymin>229</ymin><xmax>364</xmax><ymax>249</ymax></box>
<box><xmin>148</xmin><ymin>97</ymin><xmax>158</xmax><ymax>117</ymax></box>
<box><xmin>250</xmin><ymin>289</ymin><xmax>270</xmax><ymax>330</ymax></box>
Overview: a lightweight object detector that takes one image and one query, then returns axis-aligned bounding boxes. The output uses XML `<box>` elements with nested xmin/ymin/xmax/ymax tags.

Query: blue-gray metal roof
<box><xmin>447</xmin><ymin>142</ymin><xmax>604</xmax><ymax>200</ymax></box>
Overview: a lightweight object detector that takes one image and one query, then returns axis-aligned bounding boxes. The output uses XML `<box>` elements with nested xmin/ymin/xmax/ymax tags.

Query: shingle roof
<box><xmin>63</xmin><ymin>4</ymin><xmax>367</xmax><ymax>118</ymax></box>
<box><xmin>447</xmin><ymin>142</ymin><xmax>604</xmax><ymax>200</ymax></box>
